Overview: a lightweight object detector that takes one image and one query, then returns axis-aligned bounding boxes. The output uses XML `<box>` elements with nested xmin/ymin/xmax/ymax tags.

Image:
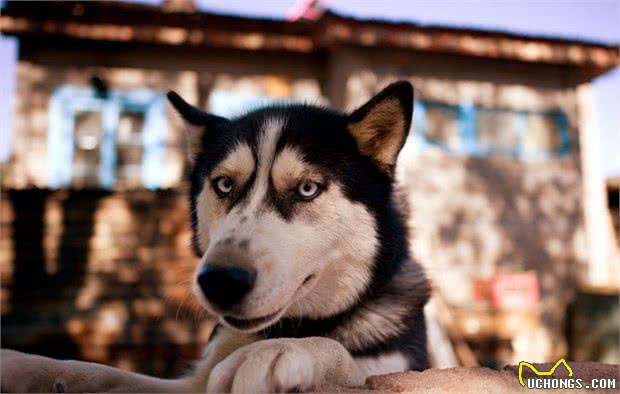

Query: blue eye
<box><xmin>214</xmin><ymin>176</ymin><xmax>234</xmax><ymax>196</ymax></box>
<box><xmin>297</xmin><ymin>181</ymin><xmax>321</xmax><ymax>199</ymax></box>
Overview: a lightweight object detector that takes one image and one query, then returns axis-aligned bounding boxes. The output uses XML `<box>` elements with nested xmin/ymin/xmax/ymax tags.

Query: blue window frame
<box><xmin>48</xmin><ymin>86</ymin><xmax>167</xmax><ymax>190</ymax></box>
<box><xmin>411</xmin><ymin>99</ymin><xmax>570</xmax><ymax>159</ymax></box>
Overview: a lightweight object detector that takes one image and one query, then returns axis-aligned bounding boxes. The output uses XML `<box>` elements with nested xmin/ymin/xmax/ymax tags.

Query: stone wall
<box><xmin>401</xmin><ymin>153</ymin><xmax>587</xmax><ymax>362</ymax></box>
<box><xmin>0</xmin><ymin>189</ymin><xmax>211</xmax><ymax>377</ymax></box>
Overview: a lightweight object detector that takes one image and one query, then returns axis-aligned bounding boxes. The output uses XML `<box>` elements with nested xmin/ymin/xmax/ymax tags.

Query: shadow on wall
<box><xmin>405</xmin><ymin>153</ymin><xmax>586</xmax><ymax>360</ymax></box>
<box><xmin>3</xmin><ymin>189</ymin><xmax>99</xmax><ymax>360</ymax></box>
<box><xmin>460</xmin><ymin>158</ymin><xmax>581</xmax><ymax>330</ymax></box>
<box><xmin>1</xmin><ymin>189</ymin><xmax>212</xmax><ymax>377</ymax></box>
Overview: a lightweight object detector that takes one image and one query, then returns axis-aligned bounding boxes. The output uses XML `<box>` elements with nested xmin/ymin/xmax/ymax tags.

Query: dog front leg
<box><xmin>1</xmin><ymin>349</ymin><xmax>195</xmax><ymax>393</ymax></box>
<box><xmin>206</xmin><ymin>337</ymin><xmax>365</xmax><ymax>393</ymax></box>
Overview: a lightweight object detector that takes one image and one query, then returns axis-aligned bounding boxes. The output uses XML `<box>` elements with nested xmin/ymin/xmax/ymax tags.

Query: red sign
<box><xmin>490</xmin><ymin>271</ymin><xmax>540</xmax><ymax>310</ymax></box>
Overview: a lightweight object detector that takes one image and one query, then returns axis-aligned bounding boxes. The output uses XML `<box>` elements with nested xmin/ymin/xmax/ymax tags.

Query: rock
<box><xmin>366</xmin><ymin>367</ymin><xmax>520</xmax><ymax>393</ymax></box>
<box><xmin>340</xmin><ymin>362</ymin><xmax>620</xmax><ymax>393</ymax></box>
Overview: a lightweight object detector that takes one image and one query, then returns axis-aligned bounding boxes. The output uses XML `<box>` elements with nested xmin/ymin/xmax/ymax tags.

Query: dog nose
<box><xmin>197</xmin><ymin>265</ymin><xmax>255</xmax><ymax>310</ymax></box>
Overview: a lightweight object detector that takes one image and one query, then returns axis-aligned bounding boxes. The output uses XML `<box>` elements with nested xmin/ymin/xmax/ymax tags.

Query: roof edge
<box><xmin>1</xmin><ymin>1</ymin><xmax>618</xmax><ymax>76</ymax></box>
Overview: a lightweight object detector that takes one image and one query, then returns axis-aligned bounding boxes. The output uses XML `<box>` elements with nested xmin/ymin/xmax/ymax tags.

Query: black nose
<box><xmin>197</xmin><ymin>265</ymin><xmax>255</xmax><ymax>310</ymax></box>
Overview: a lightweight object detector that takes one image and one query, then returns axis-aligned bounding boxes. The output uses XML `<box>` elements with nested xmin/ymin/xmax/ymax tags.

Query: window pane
<box><xmin>116</xmin><ymin>111</ymin><xmax>144</xmax><ymax>189</ymax></box>
<box><xmin>425</xmin><ymin>105</ymin><xmax>458</xmax><ymax>146</ymax></box>
<box><xmin>209</xmin><ymin>90</ymin><xmax>273</xmax><ymax>118</ymax></box>
<box><xmin>477</xmin><ymin>109</ymin><xmax>517</xmax><ymax>150</ymax></box>
<box><xmin>72</xmin><ymin>111</ymin><xmax>102</xmax><ymax>188</ymax></box>
<box><xmin>524</xmin><ymin>114</ymin><xmax>561</xmax><ymax>151</ymax></box>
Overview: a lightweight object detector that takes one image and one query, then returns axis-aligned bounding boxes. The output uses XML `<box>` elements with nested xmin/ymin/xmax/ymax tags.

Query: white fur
<box><xmin>206</xmin><ymin>337</ymin><xmax>364</xmax><ymax>393</ymax></box>
<box><xmin>194</xmin><ymin>116</ymin><xmax>379</xmax><ymax>328</ymax></box>
<box><xmin>356</xmin><ymin>352</ymin><xmax>409</xmax><ymax>376</ymax></box>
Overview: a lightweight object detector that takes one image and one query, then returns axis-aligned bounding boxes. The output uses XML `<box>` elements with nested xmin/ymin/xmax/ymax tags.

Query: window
<box><xmin>523</xmin><ymin>113</ymin><xmax>563</xmax><ymax>152</ymax></box>
<box><xmin>209</xmin><ymin>90</ymin><xmax>274</xmax><ymax>118</ymax></box>
<box><xmin>48</xmin><ymin>86</ymin><xmax>167</xmax><ymax>189</ymax></box>
<box><xmin>425</xmin><ymin>104</ymin><xmax>459</xmax><ymax>146</ymax></box>
<box><xmin>116</xmin><ymin>111</ymin><xmax>145</xmax><ymax>189</ymax></box>
<box><xmin>476</xmin><ymin>109</ymin><xmax>518</xmax><ymax>152</ymax></box>
<box><xmin>207</xmin><ymin>76</ymin><xmax>326</xmax><ymax>118</ymax></box>
<box><xmin>412</xmin><ymin>100</ymin><xmax>569</xmax><ymax>158</ymax></box>
<box><xmin>72</xmin><ymin>111</ymin><xmax>103</xmax><ymax>188</ymax></box>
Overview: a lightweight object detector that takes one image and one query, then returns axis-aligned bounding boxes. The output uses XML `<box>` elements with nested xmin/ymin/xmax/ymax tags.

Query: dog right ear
<box><xmin>167</xmin><ymin>91</ymin><xmax>230</xmax><ymax>164</ymax></box>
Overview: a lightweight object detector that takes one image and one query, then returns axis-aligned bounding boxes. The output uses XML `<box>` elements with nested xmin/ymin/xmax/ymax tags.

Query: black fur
<box><xmin>169</xmin><ymin>81</ymin><xmax>430</xmax><ymax>371</ymax></box>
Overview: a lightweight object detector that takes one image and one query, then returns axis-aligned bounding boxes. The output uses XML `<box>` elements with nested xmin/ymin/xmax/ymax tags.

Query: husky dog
<box><xmin>1</xmin><ymin>81</ymin><xmax>430</xmax><ymax>393</ymax></box>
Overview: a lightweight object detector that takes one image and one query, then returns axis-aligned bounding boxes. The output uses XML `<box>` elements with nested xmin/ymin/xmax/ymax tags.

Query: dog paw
<box><xmin>206</xmin><ymin>337</ymin><xmax>364</xmax><ymax>393</ymax></box>
<box><xmin>1</xmin><ymin>349</ymin><xmax>65</xmax><ymax>393</ymax></box>
<box><xmin>0</xmin><ymin>349</ymin><xmax>111</xmax><ymax>393</ymax></box>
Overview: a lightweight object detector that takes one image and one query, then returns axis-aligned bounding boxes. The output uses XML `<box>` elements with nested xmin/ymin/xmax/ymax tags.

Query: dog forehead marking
<box><xmin>245</xmin><ymin>116</ymin><xmax>286</xmax><ymax>213</ymax></box>
<box><xmin>202</xmin><ymin>116</ymin><xmax>288</xmax><ymax>248</ymax></box>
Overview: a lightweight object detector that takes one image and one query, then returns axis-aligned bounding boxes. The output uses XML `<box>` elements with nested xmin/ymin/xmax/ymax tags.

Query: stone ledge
<box><xmin>319</xmin><ymin>362</ymin><xmax>620</xmax><ymax>393</ymax></box>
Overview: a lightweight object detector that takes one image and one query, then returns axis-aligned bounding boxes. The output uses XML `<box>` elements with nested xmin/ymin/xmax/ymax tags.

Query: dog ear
<box><xmin>167</xmin><ymin>91</ymin><xmax>230</xmax><ymax>164</ymax></box>
<box><xmin>346</xmin><ymin>81</ymin><xmax>414</xmax><ymax>173</ymax></box>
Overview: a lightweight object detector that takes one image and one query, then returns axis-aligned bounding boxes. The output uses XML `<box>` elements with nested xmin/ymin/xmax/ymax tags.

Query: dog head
<box><xmin>167</xmin><ymin>81</ymin><xmax>413</xmax><ymax>332</ymax></box>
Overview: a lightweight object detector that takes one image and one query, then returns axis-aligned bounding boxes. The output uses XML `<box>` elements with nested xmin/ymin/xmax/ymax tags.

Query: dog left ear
<box><xmin>167</xmin><ymin>91</ymin><xmax>230</xmax><ymax>164</ymax></box>
<box><xmin>347</xmin><ymin>81</ymin><xmax>414</xmax><ymax>173</ymax></box>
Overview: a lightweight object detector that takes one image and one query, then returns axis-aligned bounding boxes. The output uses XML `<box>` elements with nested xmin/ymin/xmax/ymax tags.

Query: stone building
<box><xmin>1</xmin><ymin>1</ymin><xmax>618</xmax><ymax>374</ymax></box>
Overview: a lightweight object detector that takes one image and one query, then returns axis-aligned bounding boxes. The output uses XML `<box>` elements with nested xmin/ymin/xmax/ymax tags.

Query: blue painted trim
<box><xmin>553</xmin><ymin>111</ymin><xmax>571</xmax><ymax>157</ymax></box>
<box><xmin>142</xmin><ymin>95</ymin><xmax>167</xmax><ymax>190</ymax></box>
<box><xmin>48</xmin><ymin>88</ymin><xmax>75</xmax><ymax>188</ymax></box>
<box><xmin>422</xmin><ymin>100</ymin><xmax>459</xmax><ymax>111</ymax></box>
<box><xmin>514</xmin><ymin>111</ymin><xmax>527</xmax><ymax>158</ymax></box>
<box><xmin>100</xmin><ymin>101</ymin><xmax>119</xmax><ymax>190</ymax></box>
<box><xmin>47</xmin><ymin>86</ymin><xmax>167</xmax><ymax>189</ymax></box>
<box><xmin>414</xmin><ymin>98</ymin><xmax>570</xmax><ymax>159</ymax></box>
<box><xmin>411</xmin><ymin>100</ymin><xmax>428</xmax><ymax>153</ymax></box>
<box><xmin>458</xmin><ymin>101</ymin><xmax>477</xmax><ymax>154</ymax></box>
